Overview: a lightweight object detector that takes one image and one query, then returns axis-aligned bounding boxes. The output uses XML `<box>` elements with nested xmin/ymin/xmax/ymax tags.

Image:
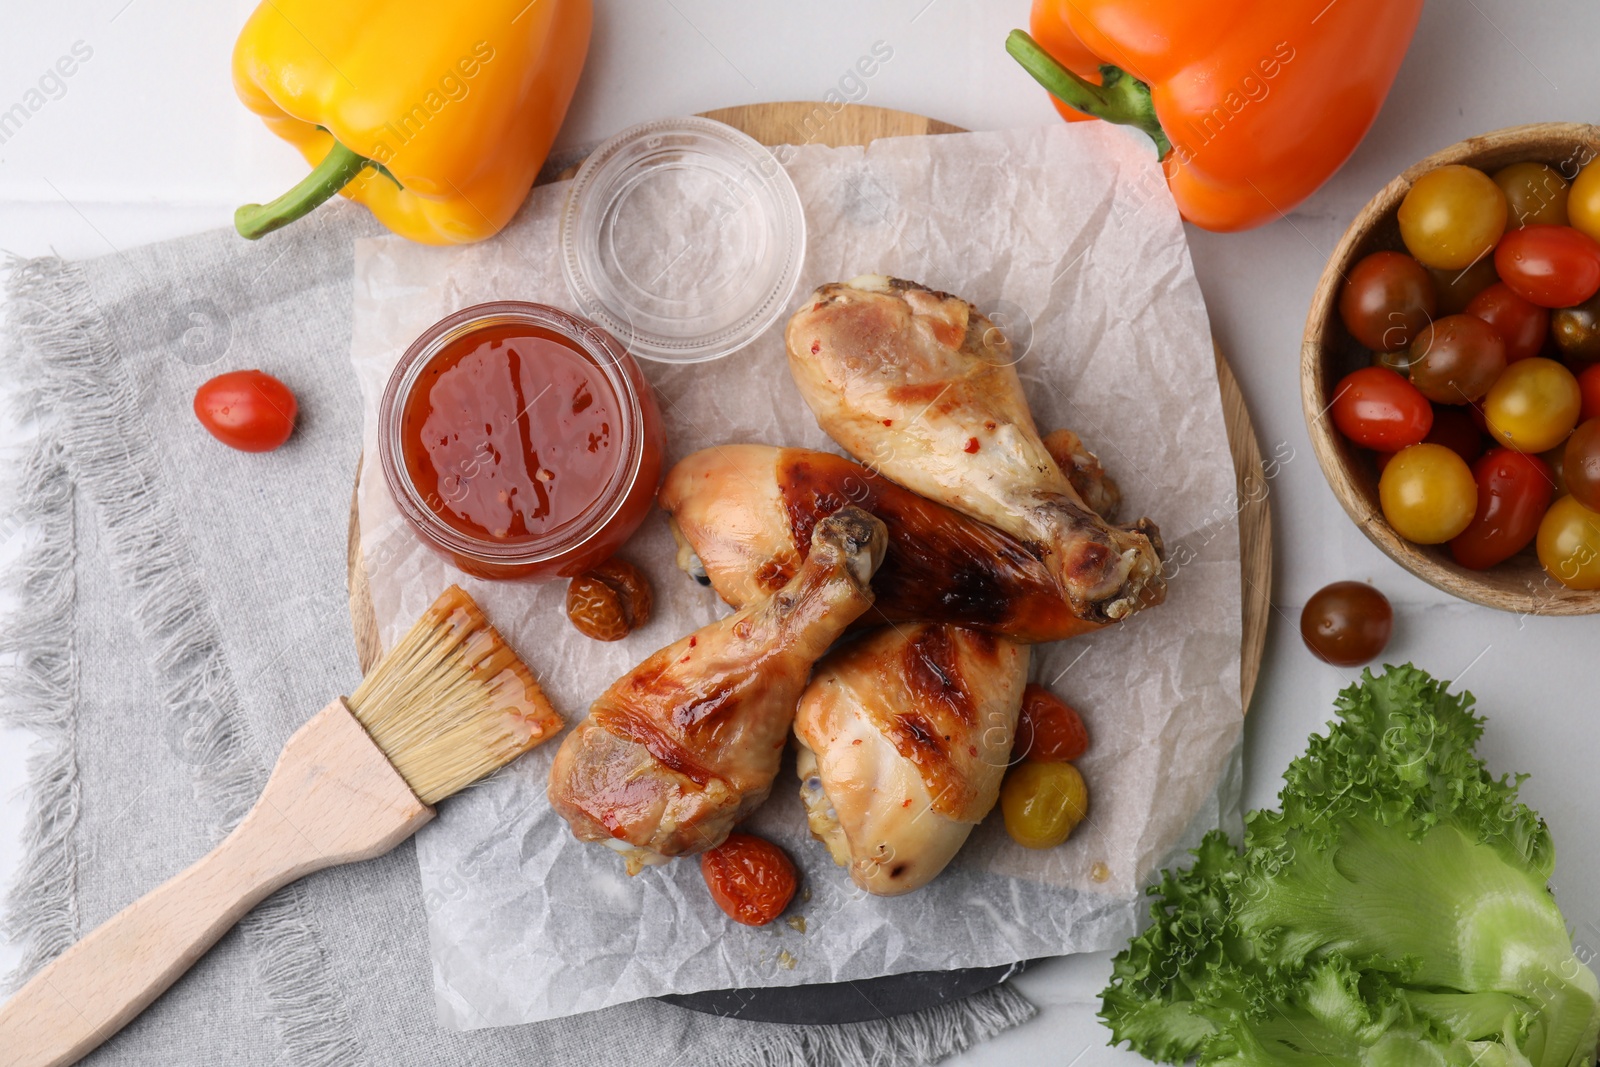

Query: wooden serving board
<box><xmin>348</xmin><ymin>101</ymin><xmax>1272</xmax><ymax>713</ymax></box>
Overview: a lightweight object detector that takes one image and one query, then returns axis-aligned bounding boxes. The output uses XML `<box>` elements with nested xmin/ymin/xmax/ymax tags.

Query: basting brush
<box><xmin>0</xmin><ymin>586</ymin><xmax>562</xmax><ymax>1067</ymax></box>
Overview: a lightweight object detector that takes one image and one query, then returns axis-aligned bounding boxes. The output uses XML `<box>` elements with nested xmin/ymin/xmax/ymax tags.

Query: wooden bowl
<box><xmin>1301</xmin><ymin>122</ymin><xmax>1600</xmax><ymax>615</ymax></box>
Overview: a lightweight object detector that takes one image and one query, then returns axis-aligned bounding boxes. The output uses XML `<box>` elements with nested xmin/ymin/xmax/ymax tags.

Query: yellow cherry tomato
<box><xmin>1379</xmin><ymin>443</ymin><xmax>1478</xmax><ymax>544</ymax></box>
<box><xmin>1483</xmin><ymin>358</ymin><xmax>1581</xmax><ymax>453</ymax></box>
<box><xmin>1493</xmin><ymin>162</ymin><xmax>1569</xmax><ymax>228</ymax></box>
<box><xmin>1001</xmin><ymin>761</ymin><xmax>1087</xmax><ymax>850</ymax></box>
<box><xmin>1569</xmin><ymin>160</ymin><xmax>1600</xmax><ymax>244</ymax></box>
<box><xmin>1399</xmin><ymin>165</ymin><xmax>1508</xmax><ymax>270</ymax></box>
<box><xmin>1537</xmin><ymin>494</ymin><xmax>1600</xmax><ymax>589</ymax></box>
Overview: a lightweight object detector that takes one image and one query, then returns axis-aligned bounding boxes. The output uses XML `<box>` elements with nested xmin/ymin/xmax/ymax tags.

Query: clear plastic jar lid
<box><xmin>559</xmin><ymin>116</ymin><xmax>806</xmax><ymax>364</ymax></box>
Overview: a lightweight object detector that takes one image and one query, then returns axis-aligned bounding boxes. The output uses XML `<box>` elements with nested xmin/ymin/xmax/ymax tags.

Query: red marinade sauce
<box><xmin>400</xmin><ymin>323</ymin><xmax>620</xmax><ymax>543</ymax></box>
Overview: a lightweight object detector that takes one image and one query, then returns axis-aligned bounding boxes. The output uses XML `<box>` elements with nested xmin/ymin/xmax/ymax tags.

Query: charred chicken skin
<box><xmin>547</xmin><ymin>507</ymin><xmax>888</xmax><ymax>874</ymax></box>
<box><xmin>785</xmin><ymin>275</ymin><xmax>1163</xmax><ymax>623</ymax></box>
<box><xmin>660</xmin><ymin>444</ymin><xmax>1105</xmax><ymax>644</ymax></box>
<box><xmin>795</xmin><ymin>624</ymin><xmax>1028</xmax><ymax>895</ymax></box>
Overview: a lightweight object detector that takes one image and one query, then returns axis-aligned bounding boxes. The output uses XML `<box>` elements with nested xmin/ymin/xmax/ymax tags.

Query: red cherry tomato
<box><xmin>700</xmin><ymin>833</ymin><xmax>798</xmax><ymax>927</ymax></box>
<box><xmin>1330</xmin><ymin>367</ymin><xmax>1433</xmax><ymax>451</ymax></box>
<box><xmin>1466</xmin><ymin>282</ymin><xmax>1549</xmax><ymax>363</ymax></box>
<box><xmin>1494</xmin><ymin>225</ymin><xmax>1600</xmax><ymax>309</ymax></box>
<box><xmin>193</xmin><ymin>370</ymin><xmax>297</xmax><ymax>452</ymax></box>
<box><xmin>1579</xmin><ymin>364</ymin><xmax>1600</xmax><ymax>422</ymax></box>
<box><xmin>1449</xmin><ymin>448</ymin><xmax>1555</xmax><ymax>569</ymax></box>
<box><xmin>1422</xmin><ymin>405</ymin><xmax>1486</xmax><ymax>465</ymax></box>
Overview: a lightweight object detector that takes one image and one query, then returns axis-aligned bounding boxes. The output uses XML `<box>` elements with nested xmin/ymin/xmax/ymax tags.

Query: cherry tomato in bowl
<box><xmin>1407</xmin><ymin>314</ymin><xmax>1506</xmax><ymax>404</ymax></box>
<box><xmin>1494</xmin><ymin>225</ymin><xmax>1600</xmax><ymax>309</ymax></box>
<box><xmin>1379</xmin><ymin>443</ymin><xmax>1478</xmax><ymax>544</ymax></box>
<box><xmin>1339</xmin><ymin>251</ymin><xmax>1436</xmax><ymax>352</ymax></box>
<box><xmin>1399</xmin><ymin>165</ymin><xmax>1507</xmax><ymax>271</ymax></box>
<box><xmin>700</xmin><ymin>833</ymin><xmax>798</xmax><ymax>927</ymax></box>
<box><xmin>1015</xmin><ymin>684</ymin><xmax>1089</xmax><ymax>763</ymax></box>
<box><xmin>1429</xmin><ymin>259</ymin><xmax>1499</xmax><ymax>316</ymax></box>
<box><xmin>1483</xmin><ymin>358</ymin><xmax>1581</xmax><ymax>453</ymax></box>
<box><xmin>1493</xmin><ymin>161</ymin><xmax>1570</xmax><ymax>229</ymax></box>
<box><xmin>1466</xmin><ymin>282</ymin><xmax>1548</xmax><ymax>363</ymax></box>
<box><xmin>193</xmin><ymin>370</ymin><xmax>298</xmax><ymax>452</ymax></box>
<box><xmin>1569</xmin><ymin>159</ymin><xmax>1600</xmax><ymax>244</ymax></box>
<box><xmin>1422</xmin><ymin>405</ymin><xmax>1486</xmax><ymax>465</ymax></box>
<box><xmin>1537</xmin><ymin>495</ymin><xmax>1600</xmax><ymax>590</ymax></box>
<box><xmin>1449</xmin><ymin>448</ymin><xmax>1554</xmax><ymax>570</ymax></box>
<box><xmin>1330</xmin><ymin>367</ymin><xmax>1433</xmax><ymax>451</ymax></box>
<box><xmin>1299</xmin><ymin>581</ymin><xmax>1392</xmax><ymax>667</ymax></box>
<box><xmin>1579</xmin><ymin>364</ymin><xmax>1600</xmax><ymax>421</ymax></box>
<box><xmin>1564</xmin><ymin>418</ymin><xmax>1600</xmax><ymax>512</ymax></box>
<box><xmin>1552</xmin><ymin>293</ymin><xmax>1600</xmax><ymax>369</ymax></box>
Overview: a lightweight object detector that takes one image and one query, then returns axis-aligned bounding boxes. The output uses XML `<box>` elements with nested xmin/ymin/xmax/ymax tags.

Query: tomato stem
<box><xmin>234</xmin><ymin>141</ymin><xmax>372</xmax><ymax>240</ymax></box>
<box><xmin>1006</xmin><ymin>29</ymin><xmax>1172</xmax><ymax>161</ymax></box>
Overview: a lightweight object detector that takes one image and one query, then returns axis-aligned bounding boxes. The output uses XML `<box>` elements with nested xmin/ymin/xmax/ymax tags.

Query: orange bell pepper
<box><xmin>1009</xmin><ymin>0</ymin><xmax>1424</xmax><ymax>232</ymax></box>
<box><xmin>232</xmin><ymin>0</ymin><xmax>591</xmax><ymax>245</ymax></box>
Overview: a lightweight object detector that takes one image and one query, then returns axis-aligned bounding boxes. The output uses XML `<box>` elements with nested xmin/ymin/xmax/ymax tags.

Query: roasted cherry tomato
<box><xmin>1429</xmin><ymin>258</ymin><xmax>1500</xmax><ymax>316</ymax></box>
<box><xmin>1569</xmin><ymin>159</ymin><xmax>1600</xmax><ymax>244</ymax></box>
<box><xmin>1330</xmin><ymin>367</ymin><xmax>1433</xmax><ymax>451</ymax></box>
<box><xmin>1015</xmin><ymin>684</ymin><xmax>1089</xmax><ymax>763</ymax></box>
<box><xmin>1494</xmin><ymin>225</ymin><xmax>1600</xmax><ymax>309</ymax></box>
<box><xmin>1299</xmin><ymin>581</ymin><xmax>1392</xmax><ymax>667</ymax></box>
<box><xmin>700</xmin><ymin>833</ymin><xmax>798</xmax><ymax>927</ymax></box>
<box><xmin>1379</xmin><ymin>443</ymin><xmax>1478</xmax><ymax>544</ymax></box>
<box><xmin>1537</xmin><ymin>495</ymin><xmax>1600</xmax><ymax>590</ymax></box>
<box><xmin>1493</xmin><ymin>162</ymin><xmax>1570</xmax><ymax>228</ymax></box>
<box><xmin>1339</xmin><ymin>251</ymin><xmax>1437</xmax><ymax>352</ymax></box>
<box><xmin>1579</xmin><ymin>364</ymin><xmax>1600</xmax><ymax>421</ymax></box>
<box><xmin>1422</xmin><ymin>405</ymin><xmax>1486</xmax><ymax>465</ymax></box>
<box><xmin>1551</xmin><ymin>293</ymin><xmax>1600</xmax><ymax>369</ymax></box>
<box><xmin>1001</xmin><ymin>761</ymin><xmax>1088</xmax><ymax>850</ymax></box>
<box><xmin>1483</xmin><ymin>358</ymin><xmax>1582</xmax><ymax>453</ymax></box>
<box><xmin>1466</xmin><ymin>282</ymin><xmax>1549</xmax><ymax>363</ymax></box>
<box><xmin>1407</xmin><ymin>314</ymin><xmax>1507</xmax><ymax>404</ymax></box>
<box><xmin>1564</xmin><ymin>418</ymin><xmax>1600</xmax><ymax>512</ymax></box>
<box><xmin>193</xmin><ymin>370</ymin><xmax>297</xmax><ymax>452</ymax></box>
<box><xmin>1449</xmin><ymin>449</ymin><xmax>1555</xmax><ymax>570</ymax></box>
<box><xmin>1399</xmin><ymin>165</ymin><xmax>1507</xmax><ymax>270</ymax></box>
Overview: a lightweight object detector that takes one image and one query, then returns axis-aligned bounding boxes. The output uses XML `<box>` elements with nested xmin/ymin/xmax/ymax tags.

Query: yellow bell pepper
<box><xmin>232</xmin><ymin>0</ymin><xmax>591</xmax><ymax>245</ymax></box>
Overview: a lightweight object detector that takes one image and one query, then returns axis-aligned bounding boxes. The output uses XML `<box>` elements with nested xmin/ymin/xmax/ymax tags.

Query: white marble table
<box><xmin>3</xmin><ymin>2</ymin><xmax>1597</xmax><ymax>1062</ymax></box>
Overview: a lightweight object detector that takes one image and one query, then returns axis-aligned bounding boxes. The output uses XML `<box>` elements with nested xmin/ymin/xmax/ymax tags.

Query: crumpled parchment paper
<box><xmin>350</xmin><ymin>122</ymin><xmax>1243</xmax><ymax>1029</ymax></box>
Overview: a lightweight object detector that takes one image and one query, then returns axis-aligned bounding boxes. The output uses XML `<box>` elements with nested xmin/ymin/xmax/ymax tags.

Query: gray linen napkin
<box><xmin>0</xmin><ymin>202</ymin><xmax>1034</xmax><ymax>1066</ymax></box>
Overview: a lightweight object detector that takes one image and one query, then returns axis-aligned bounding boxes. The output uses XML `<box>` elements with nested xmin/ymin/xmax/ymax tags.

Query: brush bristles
<box><xmin>348</xmin><ymin>586</ymin><xmax>563</xmax><ymax>805</ymax></box>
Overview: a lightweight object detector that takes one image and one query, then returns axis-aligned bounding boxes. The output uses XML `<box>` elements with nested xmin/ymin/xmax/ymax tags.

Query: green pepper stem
<box><xmin>1006</xmin><ymin>29</ymin><xmax>1172</xmax><ymax>160</ymax></box>
<box><xmin>234</xmin><ymin>141</ymin><xmax>372</xmax><ymax>240</ymax></box>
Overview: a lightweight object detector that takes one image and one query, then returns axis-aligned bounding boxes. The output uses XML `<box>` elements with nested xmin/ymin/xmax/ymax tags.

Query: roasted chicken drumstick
<box><xmin>796</xmin><ymin>624</ymin><xmax>1028</xmax><ymax>895</ymax></box>
<box><xmin>661</xmin><ymin>444</ymin><xmax>1104</xmax><ymax>643</ymax></box>
<box><xmin>547</xmin><ymin>507</ymin><xmax>887</xmax><ymax>873</ymax></box>
<box><xmin>786</xmin><ymin>275</ymin><xmax>1163</xmax><ymax>622</ymax></box>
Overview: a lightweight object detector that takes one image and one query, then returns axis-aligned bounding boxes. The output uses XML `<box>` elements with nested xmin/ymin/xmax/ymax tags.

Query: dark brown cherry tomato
<box><xmin>1422</xmin><ymin>405</ymin><xmax>1486</xmax><ymax>465</ymax></box>
<box><xmin>1551</xmin><ymin>293</ymin><xmax>1600</xmax><ymax>369</ymax></box>
<box><xmin>1015</xmin><ymin>684</ymin><xmax>1089</xmax><ymax>763</ymax></box>
<box><xmin>1493</xmin><ymin>162</ymin><xmax>1570</xmax><ymax>229</ymax></box>
<box><xmin>700</xmin><ymin>833</ymin><xmax>798</xmax><ymax>927</ymax></box>
<box><xmin>1495</xmin><ymin>225</ymin><xmax>1600</xmax><ymax>309</ymax></box>
<box><xmin>1407</xmin><ymin>315</ymin><xmax>1507</xmax><ymax>404</ymax></box>
<box><xmin>1372</xmin><ymin>349</ymin><xmax>1414</xmax><ymax>375</ymax></box>
<box><xmin>1339</xmin><ymin>251</ymin><xmax>1437</xmax><ymax>352</ymax></box>
<box><xmin>1580</xmin><ymin>364</ymin><xmax>1600</xmax><ymax>421</ymax></box>
<box><xmin>1330</xmin><ymin>367</ymin><xmax>1433</xmax><ymax>451</ymax></box>
<box><xmin>1450</xmin><ymin>448</ymin><xmax>1555</xmax><ymax>569</ymax></box>
<box><xmin>1300</xmin><ymin>581</ymin><xmax>1393</xmax><ymax>667</ymax></box>
<box><xmin>193</xmin><ymin>370</ymin><xmax>297</xmax><ymax>452</ymax></box>
<box><xmin>1466</xmin><ymin>282</ymin><xmax>1549</xmax><ymax>363</ymax></box>
<box><xmin>1565</xmin><ymin>418</ymin><xmax>1600</xmax><ymax>512</ymax></box>
<box><xmin>1429</xmin><ymin>258</ymin><xmax>1499</xmax><ymax>315</ymax></box>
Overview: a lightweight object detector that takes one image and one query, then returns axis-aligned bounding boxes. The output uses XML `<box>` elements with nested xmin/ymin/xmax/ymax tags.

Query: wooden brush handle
<box><xmin>0</xmin><ymin>700</ymin><xmax>433</xmax><ymax>1067</ymax></box>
